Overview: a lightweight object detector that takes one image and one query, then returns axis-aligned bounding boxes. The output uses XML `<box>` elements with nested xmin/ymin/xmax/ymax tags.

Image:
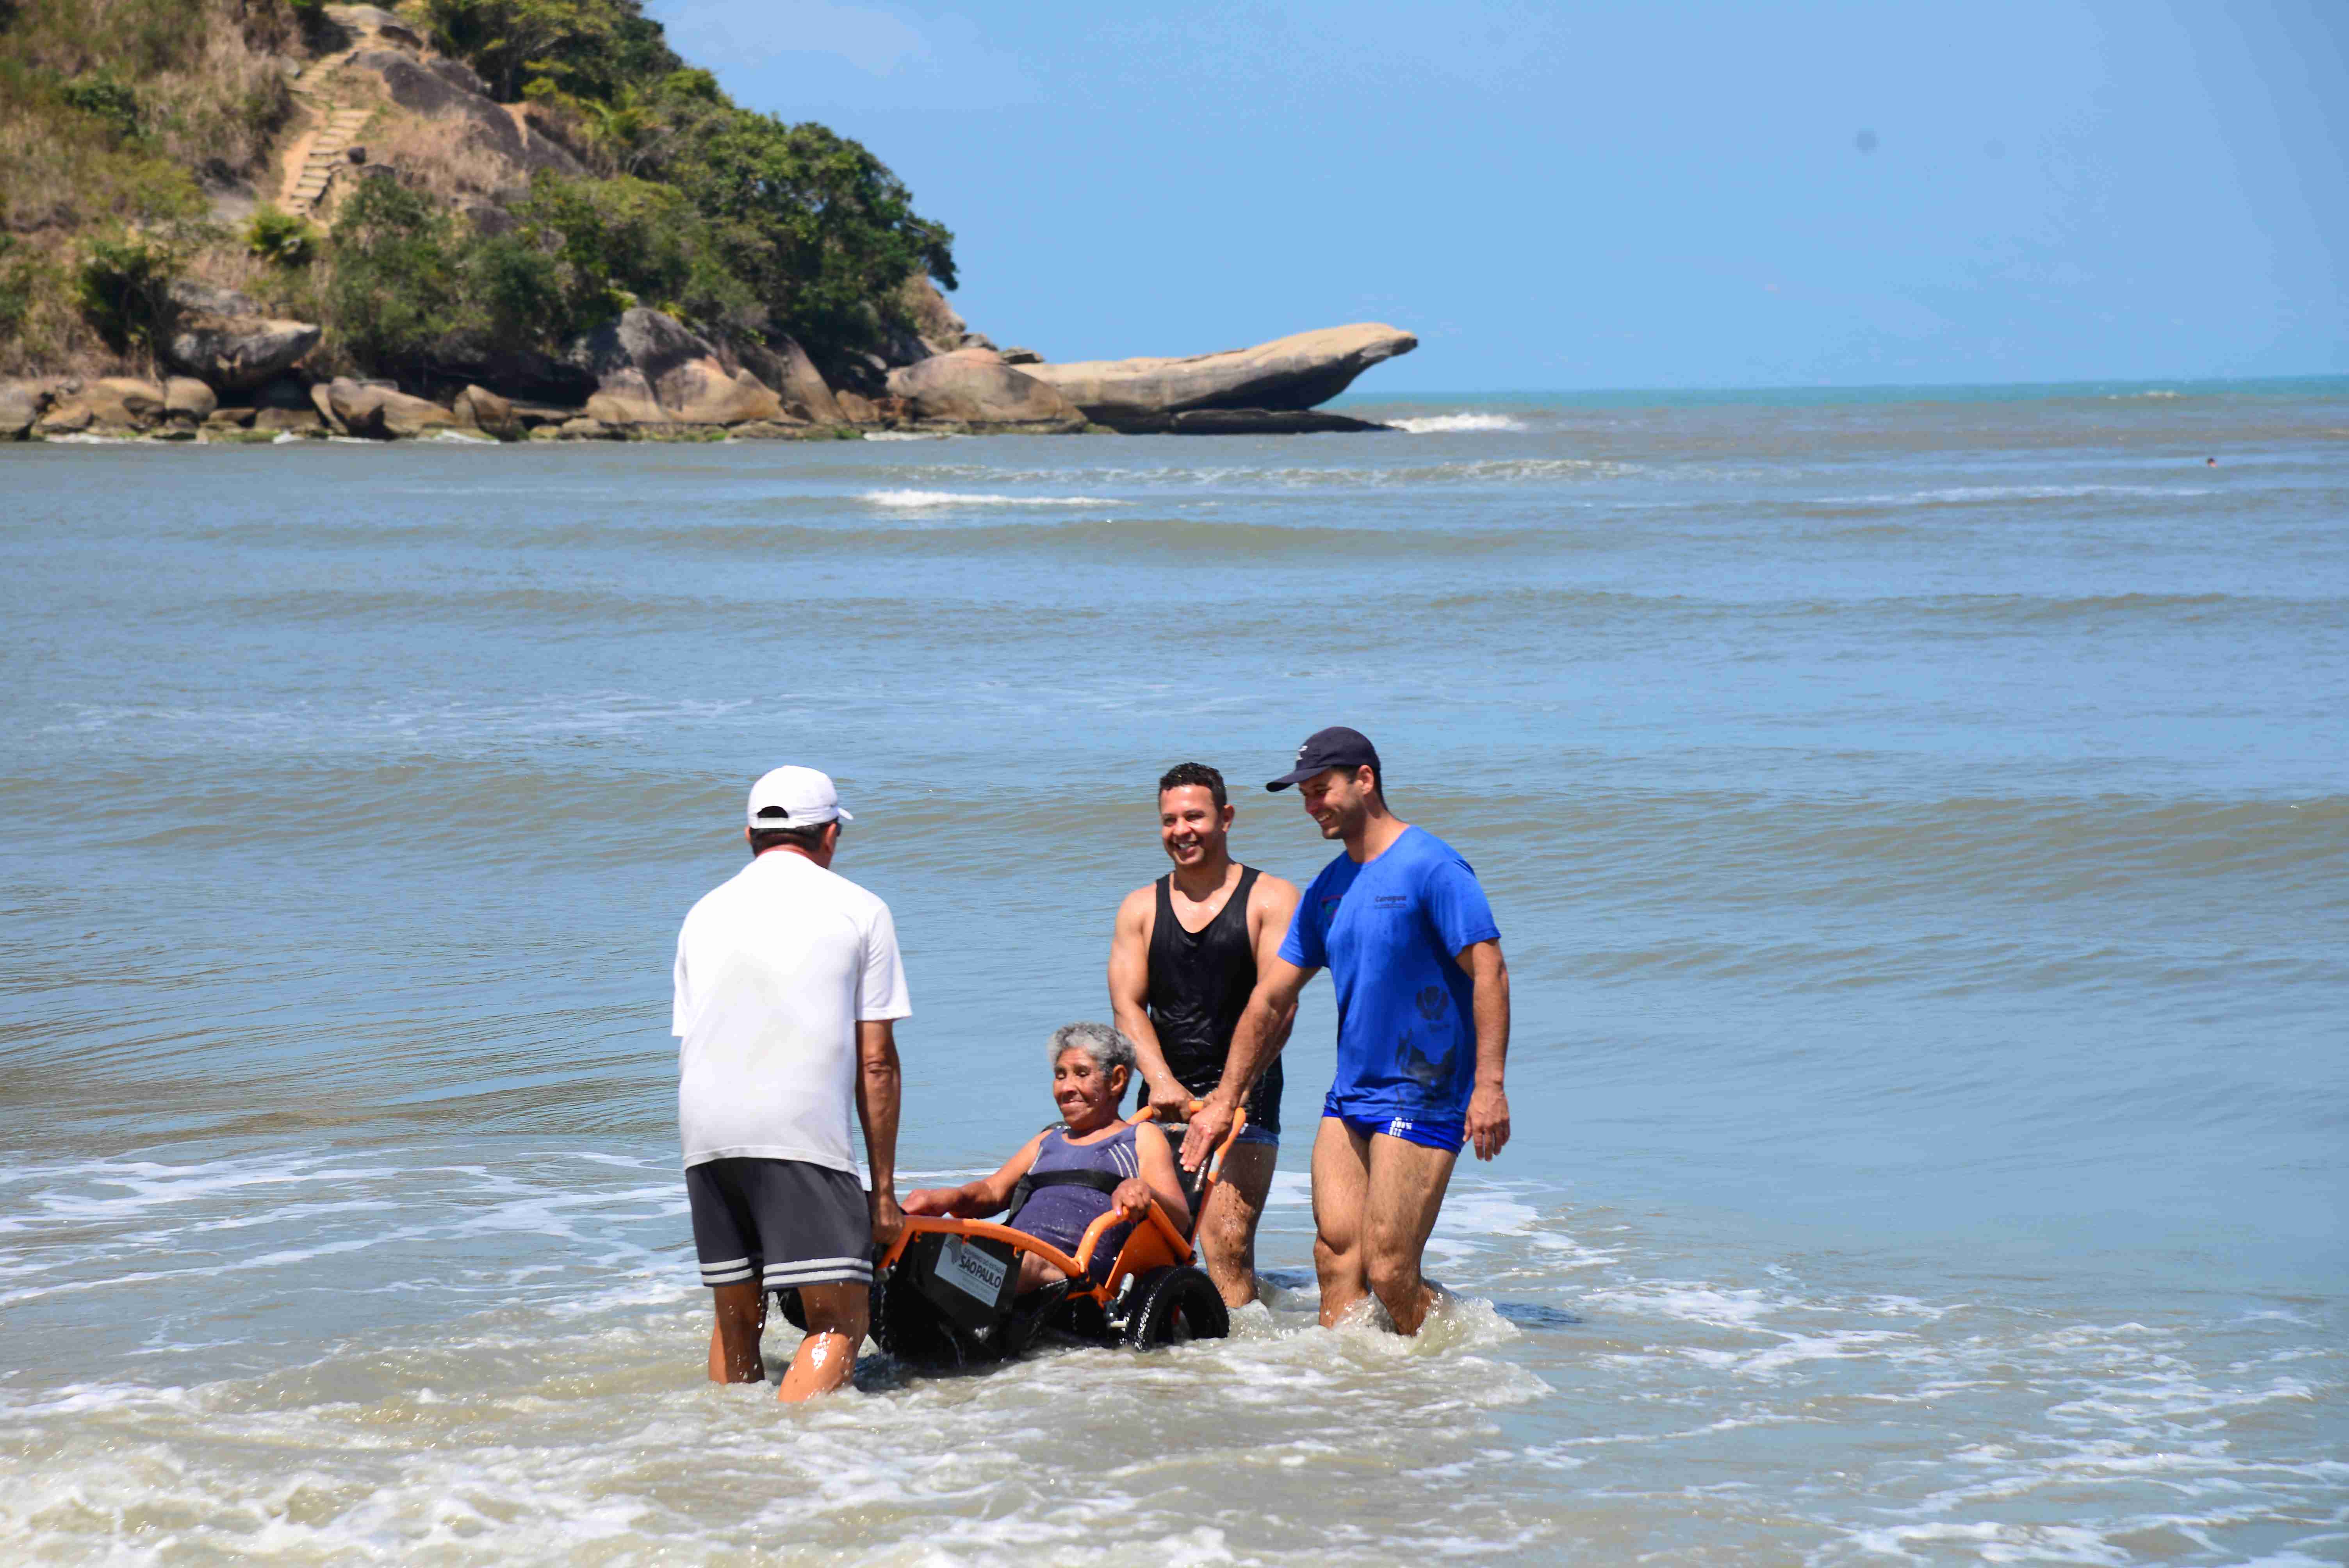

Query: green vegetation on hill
<box><xmin>0</xmin><ymin>0</ymin><xmax>958</xmax><ymax>387</ymax></box>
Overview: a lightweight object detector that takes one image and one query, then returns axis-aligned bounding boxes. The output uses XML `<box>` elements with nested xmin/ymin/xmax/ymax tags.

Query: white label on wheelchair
<box><xmin>939</xmin><ymin>1235</ymin><xmax>1009</xmax><ymax>1306</ymax></box>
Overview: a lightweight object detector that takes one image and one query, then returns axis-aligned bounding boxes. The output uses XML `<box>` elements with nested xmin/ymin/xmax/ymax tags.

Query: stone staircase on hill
<box><xmin>280</xmin><ymin>51</ymin><xmax>369</xmax><ymax>218</ymax></box>
<box><xmin>285</xmin><ymin>105</ymin><xmax>371</xmax><ymax>215</ymax></box>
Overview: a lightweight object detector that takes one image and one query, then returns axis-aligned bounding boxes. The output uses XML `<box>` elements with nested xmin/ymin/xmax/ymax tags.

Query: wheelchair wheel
<box><xmin>1122</xmin><ymin>1265</ymin><xmax>1228</xmax><ymax>1348</ymax></box>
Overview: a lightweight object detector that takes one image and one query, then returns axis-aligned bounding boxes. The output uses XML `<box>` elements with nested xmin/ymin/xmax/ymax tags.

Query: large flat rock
<box><xmin>1017</xmin><ymin>323</ymin><xmax>1415</xmax><ymax>431</ymax></box>
<box><xmin>884</xmin><ymin>348</ymin><xmax>1085</xmax><ymax>432</ymax></box>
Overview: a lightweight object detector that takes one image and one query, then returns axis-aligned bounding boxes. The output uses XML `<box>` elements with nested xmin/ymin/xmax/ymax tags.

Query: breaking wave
<box><xmin>860</xmin><ymin>489</ymin><xmax>1128</xmax><ymax>508</ymax></box>
<box><xmin>1389</xmin><ymin>412</ymin><xmax>1530</xmax><ymax>434</ymax></box>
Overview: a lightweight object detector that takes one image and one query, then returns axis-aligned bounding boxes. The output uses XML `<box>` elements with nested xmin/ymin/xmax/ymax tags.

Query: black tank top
<box><xmin>1146</xmin><ymin>865</ymin><xmax>1281</xmax><ymax>1135</ymax></box>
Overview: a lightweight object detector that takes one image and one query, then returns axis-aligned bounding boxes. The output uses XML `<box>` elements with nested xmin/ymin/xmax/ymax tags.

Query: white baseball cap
<box><xmin>747</xmin><ymin>766</ymin><xmax>854</xmax><ymax>829</ymax></box>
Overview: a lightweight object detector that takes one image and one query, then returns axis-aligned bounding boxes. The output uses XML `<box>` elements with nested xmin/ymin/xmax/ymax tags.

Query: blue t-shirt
<box><xmin>1279</xmin><ymin>826</ymin><xmax>1500</xmax><ymax>1123</ymax></box>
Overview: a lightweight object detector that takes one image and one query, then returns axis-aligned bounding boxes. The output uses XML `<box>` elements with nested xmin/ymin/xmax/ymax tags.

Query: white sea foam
<box><xmin>0</xmin><ymin>1148</ymin><xmax>2337</xmax><ymax>1564</ymax></box>
<box><xmin>861</xmin><ymin>488</ymin><xmax>1128</xmax><ymax>507</ymax></box>
<box><xmin>1389</xmin><ymin>412</ymin><xmax>1529</xmax><ymax>434</ymax></box>
<box><xmin>861</xmin><ymin>429</ymin><xmax>958</xmax><ymax>441</ymax></box>
<box><xmin>1818</xmin><ymin>482</ymin><xmax>2214</xmax><ymax>506</ymax></box>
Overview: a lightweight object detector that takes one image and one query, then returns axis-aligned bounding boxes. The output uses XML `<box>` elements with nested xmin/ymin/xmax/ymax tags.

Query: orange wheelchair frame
<box><xmin>867</xmin><ymin>1102</ymin><xmax>1247</xmax><ymax>1368</ymax></box>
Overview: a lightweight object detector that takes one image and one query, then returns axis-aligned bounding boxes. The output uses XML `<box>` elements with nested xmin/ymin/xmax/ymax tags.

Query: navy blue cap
<box><xmin>1267</xmin><ymin>726</ymin><xmax>1381</xmax><ymax>791</ymax></box>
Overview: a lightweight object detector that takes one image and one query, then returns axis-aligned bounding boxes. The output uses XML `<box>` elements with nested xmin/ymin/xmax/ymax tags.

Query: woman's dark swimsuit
<box><xmin>1007</xmin><ymin>1123</ymin><xmax>1142</xmax><ymax>1282</ymax></box>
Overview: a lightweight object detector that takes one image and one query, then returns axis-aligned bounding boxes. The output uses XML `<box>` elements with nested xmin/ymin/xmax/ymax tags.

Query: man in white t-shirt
<box><xmin>671</xmin><ymin>765</ymin><xmax>909</xmax><ymax>1401</ymax></box>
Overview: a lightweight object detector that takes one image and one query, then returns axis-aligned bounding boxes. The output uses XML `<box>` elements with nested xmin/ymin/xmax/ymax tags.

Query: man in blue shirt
<box><xmin>1181</xmin><ymin>727</ymin><xmax>1512</xmax><ymax>1335</ymax></box>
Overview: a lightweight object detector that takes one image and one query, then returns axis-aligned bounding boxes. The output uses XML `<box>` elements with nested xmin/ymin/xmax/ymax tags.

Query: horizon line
<box><xmin>1337</xmin><ymin>370</ymin><xmax>2349</xmax><ymax>399</ymax></box>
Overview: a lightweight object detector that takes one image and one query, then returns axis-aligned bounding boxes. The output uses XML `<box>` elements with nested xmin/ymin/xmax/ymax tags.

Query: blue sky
<box><xmin>646</xmin><ymin>1</ymin><xmax>2346</xmax><ymax>390</ymax></box>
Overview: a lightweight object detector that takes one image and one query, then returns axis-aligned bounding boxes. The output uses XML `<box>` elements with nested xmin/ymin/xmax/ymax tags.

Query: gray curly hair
<box><xmin>1048</xmin><ymin>1021</ymin><xmax>1136</xmax><ymax>1078</ymax></box>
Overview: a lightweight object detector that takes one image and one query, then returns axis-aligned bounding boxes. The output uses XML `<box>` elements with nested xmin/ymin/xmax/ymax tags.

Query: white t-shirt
<box><xmin>671</xmin><ymin>851</ymin><xmax>911</xmax><ymax>1174</ymax></box>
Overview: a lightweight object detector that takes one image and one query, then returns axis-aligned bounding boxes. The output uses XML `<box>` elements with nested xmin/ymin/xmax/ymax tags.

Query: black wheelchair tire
<box><xmin>1122</xmin><ymin>1265</ymin><xmax>1229</xmax><ymax>1348</ymax></box>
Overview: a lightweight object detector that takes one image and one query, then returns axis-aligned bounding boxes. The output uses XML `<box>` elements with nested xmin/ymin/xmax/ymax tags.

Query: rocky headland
<box><xmin>0</xmin><ymin>2</ymin><xmax>1414</xmax><ymax>444</ymax></box>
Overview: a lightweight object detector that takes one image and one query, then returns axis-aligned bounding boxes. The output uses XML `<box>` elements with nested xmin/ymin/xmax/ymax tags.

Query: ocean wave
<box><xmin>1390</xmin><ymin>413</ymin><xmax>1530</xmax><ymax>434</ymax></box>
<box><xmin>860</xmin><ymin>488</ymin><xmax>1128</xmax><ymax>508</ymax></box>
<box><xmin>1808</xmin><ymin>482</ymin><xmax>2215</xmax><ymax>508</ymax></box>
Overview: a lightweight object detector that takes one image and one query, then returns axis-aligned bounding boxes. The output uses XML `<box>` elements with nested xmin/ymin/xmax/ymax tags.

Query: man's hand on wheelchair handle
<box><xmin>1178</xmin><ymin>1095</ymin><xmax>1235</xmax><ymax>1171</ymax></box>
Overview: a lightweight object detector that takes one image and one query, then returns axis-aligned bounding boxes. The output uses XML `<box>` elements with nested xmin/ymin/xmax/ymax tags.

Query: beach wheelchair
<box><xmin>863</xmin><ymin>1102</ymin><xmax>1246</xmax><ymax>1369</ymax></box>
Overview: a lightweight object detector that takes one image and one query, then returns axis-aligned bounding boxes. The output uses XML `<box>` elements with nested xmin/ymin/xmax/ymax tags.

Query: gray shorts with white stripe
<box><xmin>686</xmin><ymin>1156</ymin><xmax>872</xmax><ymax>1294</ymax></box>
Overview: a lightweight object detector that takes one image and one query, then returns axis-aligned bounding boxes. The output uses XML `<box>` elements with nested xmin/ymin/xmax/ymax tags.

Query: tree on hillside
<box><xmin>422</xmin><ymin>0</ymin><xmax>678</xmax><ymax>105</ymax></box>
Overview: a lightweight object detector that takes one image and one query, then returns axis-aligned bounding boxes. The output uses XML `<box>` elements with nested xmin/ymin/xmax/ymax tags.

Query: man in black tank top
<box><xmin>1110</xmin><ymin>763</ymin><xmax>1300</xmax><ymax>1308</ymax></box>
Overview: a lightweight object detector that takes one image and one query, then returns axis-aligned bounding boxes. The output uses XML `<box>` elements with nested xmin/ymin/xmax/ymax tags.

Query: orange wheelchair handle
<box><xmin>1071</xmin><ymin>1196</ymin><xmax>1189</xmax><ymax>1276</ymax></box>
<box><xmin>1128</xmin><ymin>1098</ymin><xmax>1249</xmax><ymax>1176</ymax></box>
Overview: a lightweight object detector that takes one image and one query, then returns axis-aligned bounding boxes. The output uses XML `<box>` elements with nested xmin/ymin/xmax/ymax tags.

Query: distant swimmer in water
<box><xmin>902</xmin><ymin>1023</ymin><xmax>1190</xmax><ymax>1291</ymax></box>
<box><xmin>1108</xmin><ymin>762</ymin><xmax>1299</xmax><ymax>1307</ymax></box>
<box><xmin>1182</xmin><ymin>727</ymin><xmax>1512</xmax><ymax>1336</ymax></box>
<box><xmin>2207</xmin><ymin>457</ymin><xmax>2218</xmax><ymax>466</ymax></box>
<box><xmin>669</xmin><ymin>766</ymin><xmax>909</xmax><ymax>1400</ymax></box>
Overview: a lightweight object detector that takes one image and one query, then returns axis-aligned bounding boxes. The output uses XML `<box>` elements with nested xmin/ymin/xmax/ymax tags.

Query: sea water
<box><xmin>2</xmin><ymin>379</ymin><xmax>2344</xmax><ymax>1564</ymax></box>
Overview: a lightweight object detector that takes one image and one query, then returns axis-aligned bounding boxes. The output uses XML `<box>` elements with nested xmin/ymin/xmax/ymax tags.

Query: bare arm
<box><xmin>1112</xmin><ymin>1120</ymin><xmax>1192</xmax><ymax>1234</ymax></box>
<box><xmin>1178</xmin><ymin>956</ymin><xmax>1315</xmax><ymax>1170</ymax></box>
<box><xmin>1250</xmin><ymin>874</ymin><xmax>1302</xmax><ymax>1064</ymax></box>
<box><xmin>1109</xmin><ymin>886</ymin><xmax>1189</xmax><ymax>1119</ymax></box>
<box><xmin>902</xmin><ymin>1132</ymin><xmax>1048</xmax><ymax>1219</ymax></box>
<box><xmin>1458</xmin><ymin>939</ymin><xmax>1511</xmax><ymax>1161</ymax></box>
<box><xmin>855</xmin><ymin>1019</ymin><xmax>906</xmax><ymax>1247</ymax></box>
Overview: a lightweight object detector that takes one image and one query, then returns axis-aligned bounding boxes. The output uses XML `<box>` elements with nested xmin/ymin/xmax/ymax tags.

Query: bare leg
<box><xmin>1015</xmin><ymin>1250</ymin><xmax>1070</xmax><ymax>1294</ymax></box>
<box><xmin>708</xmin><ymin>1280</ymin><xmax>768</xmax><ymax>1383</ymax></box>
<box><xmin>1362</xmin><ymin>1135</ymin><xmax>1458</xmax><ymax>1336</ymax></box>
<box><xmin>1310</xmin><ymin>1117</ymin><xmax>1374</xmax><ymax>1327</ymax></box>
<box><xmin>776</xmin><ymin>1282</ymin><xmax>869</xmax><ymax>1402</ymax></box>
<box><xmin>1196</xmin><ymin>1141</ymin><xmax>1277</xmax><ymax>1307</ymax></box>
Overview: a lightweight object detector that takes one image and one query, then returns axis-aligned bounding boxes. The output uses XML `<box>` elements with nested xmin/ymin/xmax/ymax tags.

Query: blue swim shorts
<box><xmin>1322</xmin><ymin>1092</ymin><xmax>1465</xmax><ymax>1154</ymax></box>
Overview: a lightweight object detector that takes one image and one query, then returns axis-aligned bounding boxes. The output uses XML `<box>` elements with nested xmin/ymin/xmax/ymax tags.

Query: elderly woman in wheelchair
<box><xmin>879</xmin><ymin>1022</ymin><xmax>1239</xmax><ymax>1364</ymax></box>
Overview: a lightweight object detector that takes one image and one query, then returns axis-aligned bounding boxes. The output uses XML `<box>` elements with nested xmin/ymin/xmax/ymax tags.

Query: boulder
<box><xmin>569</xmin><ymin>308</ymin><xmax>784</xmax><ymax>426</ymax></box>
<box><xmin>68</xmin><ymin>378</ymin><xmax>168</xmax><ymax>430</ymax></box>
<box><xmin>254</xmin><ymin>406</ymin><xmax>323</xmax><ymax>434</ymax></box>
<box><xmin>1168</xmin><ymin>408</ymin><xmax>1396</xmax><ymax>435</ymax></box>
<box><xmin>1000</xmin><ymin>346</ymin><xmax>1044</xmax><ymax>365</ymax></box>
<box><xmin>0</xmin><ymin>380</ymin><xmax>49</xmax><ymax>439</ymax></box>
<box><xmin>206</xmin><ymin>406</ymin><xmax>257</xmax><ymax>428</ymax></box>
<box><xmin>321</xmin><ymin>4</ymin><xmax>424</xmax><ymax>48</ymax></box>
<box><xmin>325</xmin><ymin>377</ymin><xmax>455</xmax><ymax>438</ymax></box>
<box><xmin>426</xmin><ymin>345</ymin><xmax>597</xmax><ymax>405</ymax></box>
<box><xmin>884</xmin><ymin>349</ymin><xmax>1086</xmax><ymax>432</ymax></box>
<box><xmin>1017</xmin><ymin>323</ymin><xmax>1416</xmax><ymax>431</ymax></box>
<box><xmin>897</xmin><ymin>272</ymin><xmax>973</xmax><ymax>360</ymax></box>
<box><xmin>558</xmin><ymin>416</ymin><xmax>623</xmax><ymax>440</ymax></box>
<box><xmin>378</xmin><ymin>388</ymin><xmax>456</xmax><ymax>438</ymax></box>
<box><xmin>349</xmin><ymin>47</ymin><xmax>582</xmax><ymax>183</ymax></box>
<box><xmin>720</xmin><ymin>333</ymin><xmax>845</xmax><ymax>424</ymax></box>
<box><xmin>35</xmin><ymin>401</ymin><xmax>93</xmax><ymax>435</ymax></box>
<box><xmin>832</xmin><ymin>390</ymin><xmax>912</xmax><ymax>426</ymax></box>
<box><xmin>452</xmin><ymin>384</ymin><xmax>519</xmax><ymax>440</ymax></box>
<box><xmin>504</xmin><ymin>399</ymin><xmax>581</xmax><ymax>430</ymax></box>
<box><xmin>163</xmin><ymin>282</ymin><xmax>321</xmax><ymax>392</ymax></box>
<box><xmin>582</xmin><ymin>383</ymin><xmax>661</xmax><ymax>425</ymax></box>
<box><xmin>163</xmin><ymin>377</ymin><xmax>217</xmax><ymax>424</ymax></box>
